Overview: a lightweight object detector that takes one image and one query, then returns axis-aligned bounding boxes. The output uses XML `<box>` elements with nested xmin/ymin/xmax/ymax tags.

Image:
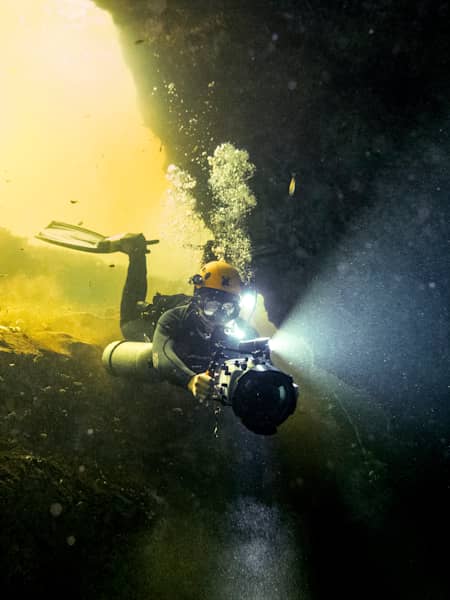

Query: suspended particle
<box><xmin>288</xmin><ymin>174</ymin><xmax>296</xmax><ymax>196</ymax></box>
<box><xmin>50</xmin><ymin>503</ymin><xmax>63</xmax><ymax>517</ymax></box>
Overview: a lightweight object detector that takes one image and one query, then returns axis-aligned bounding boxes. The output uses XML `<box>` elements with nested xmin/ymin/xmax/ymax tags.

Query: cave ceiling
<box><xmin>94</xmin><ymin>0</ymin><xmax>449</xmax><ymax>323</ymax></box>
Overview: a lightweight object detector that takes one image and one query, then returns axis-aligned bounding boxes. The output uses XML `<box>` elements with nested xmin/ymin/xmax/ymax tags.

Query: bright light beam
<box><xmin>270</xmin><ymin>173</ymin><xmax>449</xmax><ymax>422</ymax></box>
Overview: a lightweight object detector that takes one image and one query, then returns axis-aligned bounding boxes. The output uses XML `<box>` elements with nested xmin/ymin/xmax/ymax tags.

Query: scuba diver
<box><xmin>35</xmin><ymin>221</ymin><xmax>297</xmax><ymax>434</ymax></box>
<box><xmin>116</xmin><ymin>233</ymin><xmax>259</xmax><ymax>402</ymax></box>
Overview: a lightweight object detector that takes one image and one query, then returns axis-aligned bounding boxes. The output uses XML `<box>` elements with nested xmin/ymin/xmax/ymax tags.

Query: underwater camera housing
<box><xmin>210</xmin><ymin>337</ymin><xmax>298</xmax><ymax>435</ymax></box>
<box><xmin>102</xmin><ymin>336</ymin><xmax>298</xmax><ymax>436</ymax></box>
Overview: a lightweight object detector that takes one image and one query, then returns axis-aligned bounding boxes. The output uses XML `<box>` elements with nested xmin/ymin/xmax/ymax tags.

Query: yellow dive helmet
<box><xmin>191</xmin><ymin>260</ymin><xmax>243</xmax><ymax>296</ymax></box>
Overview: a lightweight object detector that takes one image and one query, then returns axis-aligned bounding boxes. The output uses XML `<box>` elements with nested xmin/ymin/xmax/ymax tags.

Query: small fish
<box><xmin>77</xmin><ymin>221</ymin><xmax>83</xmax><ymax>226</ymax></box>
<box><xmin>70</xmin><ymin>200</ymin><xmax>78</xmax><ymax>204</ymax></box>
<box><xmin>288</xmin><ymin>173</ymin><xmax>296</xmax><ymax>196</ymax></box>
<box><xmin>109</xmin><ymin>264</ymin><xmax>115</xmax><ymax>268</ymax></box>
<box><xmin>134</xmin><ymin>39</ymin><xmax>145</xmax><ymax>45</ymax></box>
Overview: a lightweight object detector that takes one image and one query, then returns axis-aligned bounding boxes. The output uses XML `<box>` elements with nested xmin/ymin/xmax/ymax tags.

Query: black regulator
<box><xmin>208</xmin><ymin>337</ymin><xmax>298</xmax><ymax>435</ymax></box>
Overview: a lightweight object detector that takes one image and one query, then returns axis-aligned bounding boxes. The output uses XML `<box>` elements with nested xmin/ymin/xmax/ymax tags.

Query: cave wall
<box><xmin>93</xmin><ymin>0</ymin><xmax>449</xmax><ymax>325</ymax></box>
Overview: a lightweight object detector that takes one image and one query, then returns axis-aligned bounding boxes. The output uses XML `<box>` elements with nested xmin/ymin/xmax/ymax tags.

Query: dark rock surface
<box><xmin>1</xmin><ymin>324</ymin><xmax>448</xmax><ymax>598</ymax></box>
<box><xmin>0</xmin><ymin>326</ymin><xmax>237</xmax><ymax>597</ymax></box>
<box><xmin>94</xmin><ymin>0</ymin><xmax>449</xmax><ymax>312</ymax></box>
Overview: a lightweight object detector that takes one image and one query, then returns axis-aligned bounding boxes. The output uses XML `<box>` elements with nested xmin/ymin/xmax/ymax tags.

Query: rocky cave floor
<box><xmin>0</xmin><ymin>321</ymin><xmax>448</xmax><ymax>599</ymax></box>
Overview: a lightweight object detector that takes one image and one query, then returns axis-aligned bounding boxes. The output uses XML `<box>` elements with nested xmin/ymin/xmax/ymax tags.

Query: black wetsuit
<box><xmin>152</xmin><ymin>305</ymin><xmax>258</xmax><ymax>387</ymax></box>
<box><xmin>120</xmin><ymin>252</ymin><xmax>258</xmax><ymax>388</ymax></box>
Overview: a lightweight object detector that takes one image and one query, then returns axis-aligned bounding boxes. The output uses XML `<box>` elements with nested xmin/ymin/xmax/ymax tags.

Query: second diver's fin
<box><xmin>35</xmin><ymin>221</ymin><xmax>159</xmax><ymax>253</ymax></box>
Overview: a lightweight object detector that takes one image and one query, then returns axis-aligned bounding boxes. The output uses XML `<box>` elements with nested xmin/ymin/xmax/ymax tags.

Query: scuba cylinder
<box><xmin>102</xmin><ymin>340</ymin><xmax>159</xmax><ymax>382</ymax></box>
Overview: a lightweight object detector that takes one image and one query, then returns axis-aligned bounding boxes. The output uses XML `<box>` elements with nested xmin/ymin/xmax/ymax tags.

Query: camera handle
<box><xmin>207</xmin><ymin>345</ymin><xmax>233</xmax><ymax>406</ymax></box>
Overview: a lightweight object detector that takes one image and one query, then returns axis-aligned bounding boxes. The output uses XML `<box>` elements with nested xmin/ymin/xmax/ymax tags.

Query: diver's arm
<box><xmin>151</xmin><ymin>309</ymin><xmax>196</xmax><ymax>387</ymax></box>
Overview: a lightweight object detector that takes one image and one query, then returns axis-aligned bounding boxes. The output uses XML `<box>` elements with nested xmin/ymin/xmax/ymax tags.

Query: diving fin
<box><xmin>35</xmin><ymin>221</ymin><xmax>159</xmax><ymax>254</ymax></box>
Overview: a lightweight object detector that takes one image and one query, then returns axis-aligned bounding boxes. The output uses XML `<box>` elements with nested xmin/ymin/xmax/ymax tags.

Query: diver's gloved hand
<box><xmin>187</xmin><ymin>372</ymin><xmax>214</xmax><ymax>402</ymax></box>
<box><xmin>117</xmin><ymin>233</ymin><xmax>149</xmax><ymax>255</ymax></box>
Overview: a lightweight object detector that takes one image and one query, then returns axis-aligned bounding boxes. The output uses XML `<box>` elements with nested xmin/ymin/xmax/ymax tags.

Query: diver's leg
<box><xmin>119</xmin><ymin>235</ymin><xmax>148</xmax><ymax>339</ymax></box>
